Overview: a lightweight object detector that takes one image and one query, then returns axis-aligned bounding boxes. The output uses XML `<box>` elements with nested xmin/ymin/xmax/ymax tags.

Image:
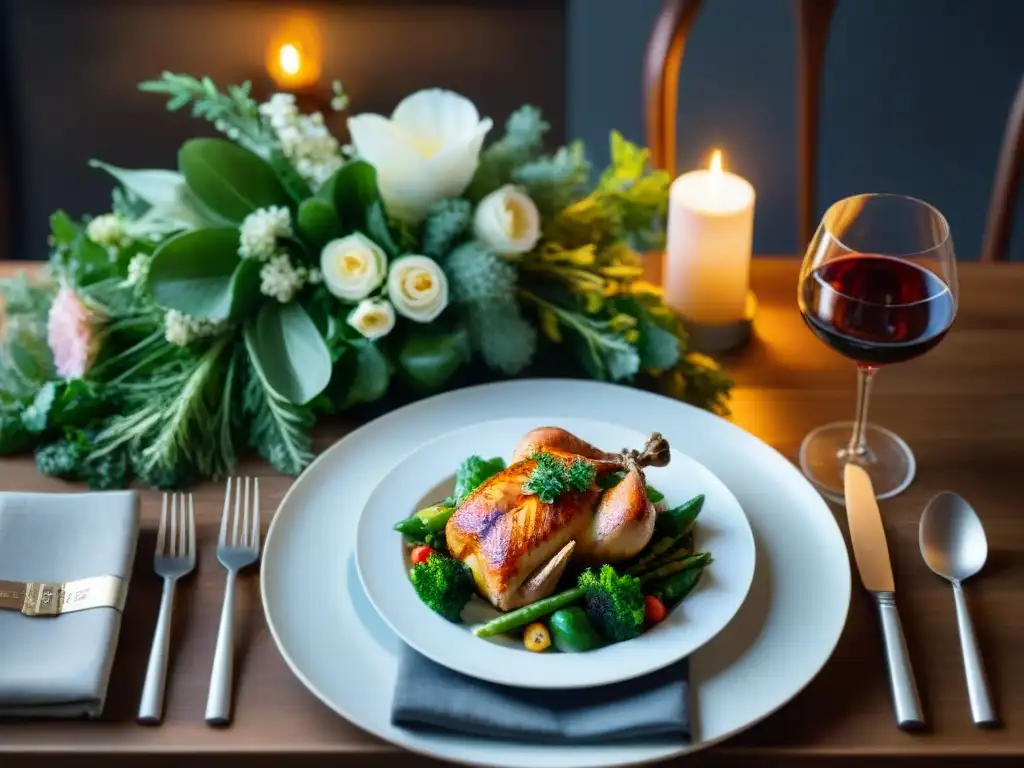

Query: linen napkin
<box><xmin>391</xmin><ymin>647</ymin><xmax>691</xmax><ymax>744</ymax></box>
<box><xmin>0</xmin><ymin>491</ymin><xmax>140</xmax><ymax>718</ymax></box>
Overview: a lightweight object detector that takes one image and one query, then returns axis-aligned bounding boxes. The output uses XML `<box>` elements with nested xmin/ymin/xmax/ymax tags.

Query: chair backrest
<box><xmin>981</xmin><ymin>74</ymin><xmax>1024</xmax><ymax>262</ymax></box>
<box><xmin>643</xmin><ymin>0</ymin><xmax>837</xmax><ymax>247</ymax></box>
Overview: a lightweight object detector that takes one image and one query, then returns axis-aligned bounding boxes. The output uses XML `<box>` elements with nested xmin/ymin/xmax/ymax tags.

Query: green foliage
<box><xmin>0</xmin><ymin>274</ymin><xmax>55</xmax><ymax>399</ymax></box>
<box><xmin>365</xmin><ymin>201</ymin><xmax>408</xmax><ymax>259</ymax></box>
<box><xmin>0</xmin><ymin>408</ymin><xmax>35</xmax><ymax>455</ymax></box>
<box><xmin>452</xmin><ymin>454</ymin><xmax>506</xmax><ymax>504</ymax></box>
<box><xmin>410</xmin><ymin>553</ymin><xmax>474</xmax><ymax>623</ymax></box>
<box><xmin>269</xmin><ymin>149</ymin><xmax>313</xmax><ymax>203</ymax></box>
<box><xmin>421</xmin><ymin>199</ymin><xmax>472</xmax><ymax>258</ymax></box>
<box><xmin>611</xmin><ymin>296</ymin><xmax>679</xmax><ymax>372</ymax></box>
<box><xmin>179</xmin><ymin>138</ymin><xmax>290</xmax><ymax>223</ymax></box>
<box><xmin>466</xmin><ymin>298</ymin><xmax>538</xmax><ymax>375</ymax></box>
<box><xmin>36</xmin><ymin>431</ymin><xmax>130</xmax><ymax>490</ymax></box>
<box><xmin>523</xmin><ymin>291</ymin><xmax>639</xmax><ymax>381</ymax></box>
<box><xmin>397</xmin><ymin>325</ymin><xmax>470</xmax><ymax>392</ymax></box>
<box><xmin>244</xmin><ymin>301</ymin><xmax>332</xmax><ymax>406</ymax></box>
<box><xmin>146</xmin><ymin>228</ymin><xmax>258</xmax><ymax>320</ymax></box>
<box><xmin>242</xmin><ymin>359</ymin><xmax>315</xmax><ymax>476</ymax></box>
<box><xmin>49</xmin><ymin>211</ymin><xmax>119</xmax><ymax>287</ymax></box>
<box><xmin>578</xmin><ymin>564</ymin><xmax>646</xmax><ymax>643</ymax></box>
<box><xmin>297</xmin><ymin>197</ymin><xmax>341</xmax><ymax>249</ymax></box>
<box><xmin>512</xmin><ymin>141</ymin><xmax>591</xmax><ymax>215</ymax></box>
<box><xmin>445</xmin><ymin>241</ymin><xmax>517</xmax><ymax>302</ymax></box>
<box><xmin>522</xmin><ymin>451</ymin><xmax>595</xmax><ymax>504</ymax></box>
<box><xmin>139</xmin><ymin>73</ymin><xmax>273</xmax><ymax>156</ymax></box>
<box><xmin>92</xmin><ymin>336</ymin><xmax>233</xmax><ymax>487</ymax></box>
<box><xmin>566</xmin><ymin>457</ymin><xmax>597</xmax><ymax>492</ymax></box>
<box><xmin>467</xmin><ymin>105</ymin><xmax>549</xmax><ymax>200</ymax></box>
<box><xmin>335</xmin><ymin>340</ymin><xmax>391</xmax><ymax>407</ymax></box>
<box><xmin>325</xmin><ymin>159</ymin><xmax>379</xmax><ymax>233</ymax></box>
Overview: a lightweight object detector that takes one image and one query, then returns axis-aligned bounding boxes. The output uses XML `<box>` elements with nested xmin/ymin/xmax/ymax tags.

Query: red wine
<box><xmin>799</xmin><ymin>254</ymin><xmax>955</xmax><ymax>365</ymax></box>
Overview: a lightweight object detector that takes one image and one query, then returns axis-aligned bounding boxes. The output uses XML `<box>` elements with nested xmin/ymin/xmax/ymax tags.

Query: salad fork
<box><xmin>138</xmin><ymin>492</ymin><xmax>196</xmax><ymax>724</ymax></box>
<box><xmin>205</xmin><ymin>476</ymin><xmax>261</xmax><ymax>725</ymax></box>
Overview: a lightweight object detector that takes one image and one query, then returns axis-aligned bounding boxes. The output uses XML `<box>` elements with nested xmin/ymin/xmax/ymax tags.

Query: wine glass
<box><xmin>797</xmin><ymin>193</ymin><xmax>958</xmax><ymax>500</ymax></box>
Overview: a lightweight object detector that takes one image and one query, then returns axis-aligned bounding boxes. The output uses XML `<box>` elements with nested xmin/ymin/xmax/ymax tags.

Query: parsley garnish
<box><xmin>523</xmin><ymin>452</ymin><xmax>597</xmax><ymax>503</ymax></box>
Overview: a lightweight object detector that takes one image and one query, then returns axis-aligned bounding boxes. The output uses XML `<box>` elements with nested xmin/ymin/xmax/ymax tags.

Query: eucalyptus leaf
<box><xmin>365</xmin><ymin>201</ymin><xmax>401</xmax><ymax>258</ymax></box>
<box><xmin>244</xmin><ymin>302</ymin><xmax>332</xmax><ymax>405</ymax></box>
<box><xmin>332</xmin><ymin>160</ymin><xmax>379</xmax><ymax>232</ymax></box>
<box><xmin>49</xmin><ymin>211</ymin><xmax>80</xmax><ymax>246</ymax></box>
<box><xmin>343</xmin><ymin>341</ymin><xmax>391</xmax><ymax>406</ymax></box>
<box><xmin>89</xmin><ymin>160</ymin><xmax>210</xmax><ymax>229</ymax></box>
<box><xmin>179</xmin><ymin>138</ymin><xmax>290</xmax><ymax>223</ymax></box>
<box><xmin>146</xmin><ymin>228</ymin><xmax>255</xmax><ymax>319</ymax></box>
<box><xmin>397</xmin><ymin>325</ymin><xmax>470</xmax><ymax>392</ymax></box>
<box><xmin>269</xmin><ymin>149</ymin><xmax>313</xmax><ymax>203</ymax></box>
<box><xmin>297</xmin><ymin>198</ymin><xmax>342</xmax><ymax>250</ymax></box>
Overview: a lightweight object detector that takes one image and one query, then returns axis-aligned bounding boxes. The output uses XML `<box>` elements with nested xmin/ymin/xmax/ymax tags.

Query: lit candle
<box><xmin>266</xmin><ymin>17</ymin><xmax>322</xmax><ymax>92</ymax></box>
<box><xmin>664</xmin><ymin>150</ymin><xmax>755</xmax><ymax>326</ymax></box>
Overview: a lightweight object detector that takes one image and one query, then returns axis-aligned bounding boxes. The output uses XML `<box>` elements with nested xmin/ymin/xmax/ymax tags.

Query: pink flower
<box><xmin>47</xmin><ymin>286</ymin><xmax>100</xmax><ymax>379</ymax></box>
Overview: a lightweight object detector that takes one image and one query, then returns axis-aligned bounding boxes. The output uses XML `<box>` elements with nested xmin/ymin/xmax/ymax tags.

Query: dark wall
<box><xmin>0</xmin><ymin>0</ymin><xmax>566</xmax><ymax>260</ymax></box>
<box><xmin>3</xmin><ymin>0</ymin><xmax>1023</xmax><ymax>262</ymax></box>
<box><xmin>570</xmin><ymin>0</ymin><xmax>1024</xmax><ymax>260</ymax></box>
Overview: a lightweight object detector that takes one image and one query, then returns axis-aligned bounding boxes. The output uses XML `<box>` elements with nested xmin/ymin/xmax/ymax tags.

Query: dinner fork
<box><xmin>205</xmin><ymin>476</ymin><xmax>261</xmax><ymax>725</ymax></box>
<box><xmin>138</xmin><ymin>492</ymin><xmax>196</xmax><ymax>724</ymax></box>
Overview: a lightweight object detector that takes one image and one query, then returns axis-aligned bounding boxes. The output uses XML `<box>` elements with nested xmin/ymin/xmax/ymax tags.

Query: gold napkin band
<box><xmin>0</xmin><ymin>575</ymin><xmax>126</xmax><ymax>617</ymax></box>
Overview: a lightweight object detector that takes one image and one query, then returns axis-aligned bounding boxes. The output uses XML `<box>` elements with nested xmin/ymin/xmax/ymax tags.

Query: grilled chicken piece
<box><xmin>446</xmin><ymin>430</ymin><xmax>669</xmax><ymax>611</ymax></box>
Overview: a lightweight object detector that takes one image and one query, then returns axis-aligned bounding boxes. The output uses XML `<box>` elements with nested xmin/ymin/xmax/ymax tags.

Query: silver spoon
<box><xmin>919</xmin><ymin>492</ymin><xmax>998</xmax><ymax>728</ymax></box>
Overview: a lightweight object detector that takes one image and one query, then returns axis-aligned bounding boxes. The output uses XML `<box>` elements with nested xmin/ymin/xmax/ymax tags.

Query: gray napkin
<box><xmin>392</xmin><ymin>647</ymin><xmax>691</xmax><ymax>744</ymax></box>
<box><xmin>0</xmin><ymin>491</ymin><xmax>140</xmax><ymax>718</ymax></box>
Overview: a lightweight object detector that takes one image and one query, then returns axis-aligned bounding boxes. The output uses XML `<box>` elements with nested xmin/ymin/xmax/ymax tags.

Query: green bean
<box><xmin>472</xmin><ymin>587</ymin><xmax>584</xmax><ymax>638</ymax></box>
<box><xmin>640</xmin><ymin>552</ymin><xmax>713</xmax><ymax>585</ymax></box>
<box><xmin>625</xmin><ymin>534</ymin><xmax>681</xmax><ymax>575</ymax></box>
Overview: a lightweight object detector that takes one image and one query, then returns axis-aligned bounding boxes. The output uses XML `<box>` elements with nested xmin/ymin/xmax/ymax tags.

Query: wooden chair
<box><xmin>981</xmin><ymin>74</ymin><xmax>1024</xmax><ymax>262</ymax></box>
<box><xmin>643</xmin><ymin>0</ymin><xmax>837</xmax><ymax>246</ymax></box>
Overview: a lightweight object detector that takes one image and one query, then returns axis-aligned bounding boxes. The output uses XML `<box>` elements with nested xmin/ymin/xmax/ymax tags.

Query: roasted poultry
<box><xmin>446</xmin><ymin>427</ymin><xmax>670</xmax><ymax>611</ymax></box>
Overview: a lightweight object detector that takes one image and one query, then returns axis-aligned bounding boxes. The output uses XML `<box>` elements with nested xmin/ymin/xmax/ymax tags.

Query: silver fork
<box><xmin>138</xmin><ymin>492</ymin><xmax>196</xmax><ymax>724</ymax></box>
<box><xmin>205</xmin><ymin>476</ymin><xmax>261</xmax><ymax>725</ymax></box>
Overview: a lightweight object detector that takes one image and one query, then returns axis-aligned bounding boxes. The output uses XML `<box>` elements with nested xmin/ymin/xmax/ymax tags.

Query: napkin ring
<box><xmin>0</xmin><ymin>575</ymin><xmax>126</xmax><ymax>617</ymax></box>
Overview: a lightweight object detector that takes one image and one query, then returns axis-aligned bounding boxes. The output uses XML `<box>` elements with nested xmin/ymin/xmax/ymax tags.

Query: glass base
<box><xmin>798</xmin><ymin>421</ymin><xmax>916</xmax><ymax>502</ymax></box>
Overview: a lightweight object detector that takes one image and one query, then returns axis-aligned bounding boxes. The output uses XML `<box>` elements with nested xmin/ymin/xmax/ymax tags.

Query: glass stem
<box><xmin>847</xmin><ymin>365</ymin><xmax>878</xmax><ymax>462</ymax></box>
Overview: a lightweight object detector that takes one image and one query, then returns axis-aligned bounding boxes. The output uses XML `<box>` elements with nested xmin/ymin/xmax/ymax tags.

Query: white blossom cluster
<box><xmin>238</xmin><ymin>206</ymin><xmax>293</xmax><ymax>260</ymax></box>
<box><xmin>125</xmin><ymin>253</ymin><xmax>151</xmax><ymax>287</ymax></box>
<box><xmin>258</xmin><ymin>93</ymin><xmax>343</xmax><ymax>189</ymax></box>
<box><xmin>259</xmin><ymin>254</ymin><xmax>321</xmax><ymax>304</ymax></box>
<box><xmin>86</xmin><ymin>213</ymin><xmax>127</xmax><ymax>248</ymax></box>
<box><xmin>164</xmin><ymin>309</ymin><xmax>228</xmax><ymax>347</ymax></box>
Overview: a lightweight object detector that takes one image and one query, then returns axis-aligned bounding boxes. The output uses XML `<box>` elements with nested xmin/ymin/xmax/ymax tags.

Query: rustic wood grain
<box><xmin>1</xmin><ymin>258</ymin><xmax>1022</xmax><ymax>766</ymax></box>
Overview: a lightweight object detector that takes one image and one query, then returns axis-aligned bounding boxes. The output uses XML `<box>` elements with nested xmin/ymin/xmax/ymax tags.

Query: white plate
<box><xmin>261</xmin><ymin>380</ymin><xmax>851</xmax><ymax>768</ymax></box>
<box><xmin>355</xmin><ymin>416</ymin><xmax>756</xmax><ymax>690</ymax></box>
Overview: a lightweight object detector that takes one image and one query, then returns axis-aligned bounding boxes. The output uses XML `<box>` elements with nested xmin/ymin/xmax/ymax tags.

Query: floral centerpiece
<box><xmin>0</xmin><ymin>73</ymin><xmax>732</xmax><ymax>490</ymax></box>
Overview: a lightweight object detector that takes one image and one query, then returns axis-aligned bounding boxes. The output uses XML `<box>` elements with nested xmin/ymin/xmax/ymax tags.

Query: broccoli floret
<box><xmin>410</xmin><ymin>553</ymin><xmax>474</xmax><ymax>622</ymax></box>
<box><xmin>578</xmin><ymin>564</ymin><xmax>646</xmax><ymax>643</ymax></box>
<box><xmin>453</xmin><ymin>454</ymin><xmax>506</xmax><ymax>503</ymax></box>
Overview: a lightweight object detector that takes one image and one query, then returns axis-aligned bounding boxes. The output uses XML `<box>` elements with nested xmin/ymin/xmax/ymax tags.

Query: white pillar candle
<box><xmin>664</xmin><ymin>150</ymin><xmax>755</xmax><ymax>326</ymax></box>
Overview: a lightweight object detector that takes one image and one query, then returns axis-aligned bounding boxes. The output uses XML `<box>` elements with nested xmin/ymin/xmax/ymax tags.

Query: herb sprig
<box><xmin>522</xmin><ymin>451</ymin><xmax>597</xmax><ymax>504</ymax></box>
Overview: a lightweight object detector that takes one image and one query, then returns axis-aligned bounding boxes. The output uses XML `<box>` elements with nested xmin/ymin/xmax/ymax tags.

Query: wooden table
<box><xmin>1</xmin><ymin>258</ymin><xmax>1023</xmax><ymax>767</ymax></box>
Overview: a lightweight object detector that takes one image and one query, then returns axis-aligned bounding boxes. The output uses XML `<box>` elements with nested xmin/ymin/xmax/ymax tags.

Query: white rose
<box><xmin>387</xmin><ymin>255</ymin><xmax>449</xmax><ymax>323</ymax></box>
<box><xmin>347</xmin><ymin>89</ymin><xmax>492</xmax><ymax>224</ymax></box>
<box><xmin>347</xmin><ymin>298</ymin><xmax>396</xmax><ymax>340</ymax></box>
<box><xmin>473</xmin><ymin>185</ymin><xmax>541</xmax><ymax>255</ymax></box>
<box><xmin>320</xmin><ymin>233</ymin><xmax>387</xmax><ymax>301</ymax></box>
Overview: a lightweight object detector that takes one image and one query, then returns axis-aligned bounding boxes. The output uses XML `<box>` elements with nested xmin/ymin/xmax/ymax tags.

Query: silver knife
<box><xmin>844</xmin><ymin>462</ymin><xmax>925</xmax><ymax>730</ymax></box>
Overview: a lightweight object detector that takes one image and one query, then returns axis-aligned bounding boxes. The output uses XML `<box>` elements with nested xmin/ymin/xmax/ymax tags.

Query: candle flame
<box><xmin>709</xmin><ymin>149</ymin><xmax>723</xmax><ymax>176</ymax></box>
<box><xmin>279</xmin><ymin>43</ymin><xmax>301</xmax><ymax>76</ymax></box>
<box><xmin>266</xmin><ymin>15</ymin><xmax>322</xmax><ymax>90</ymax></box>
